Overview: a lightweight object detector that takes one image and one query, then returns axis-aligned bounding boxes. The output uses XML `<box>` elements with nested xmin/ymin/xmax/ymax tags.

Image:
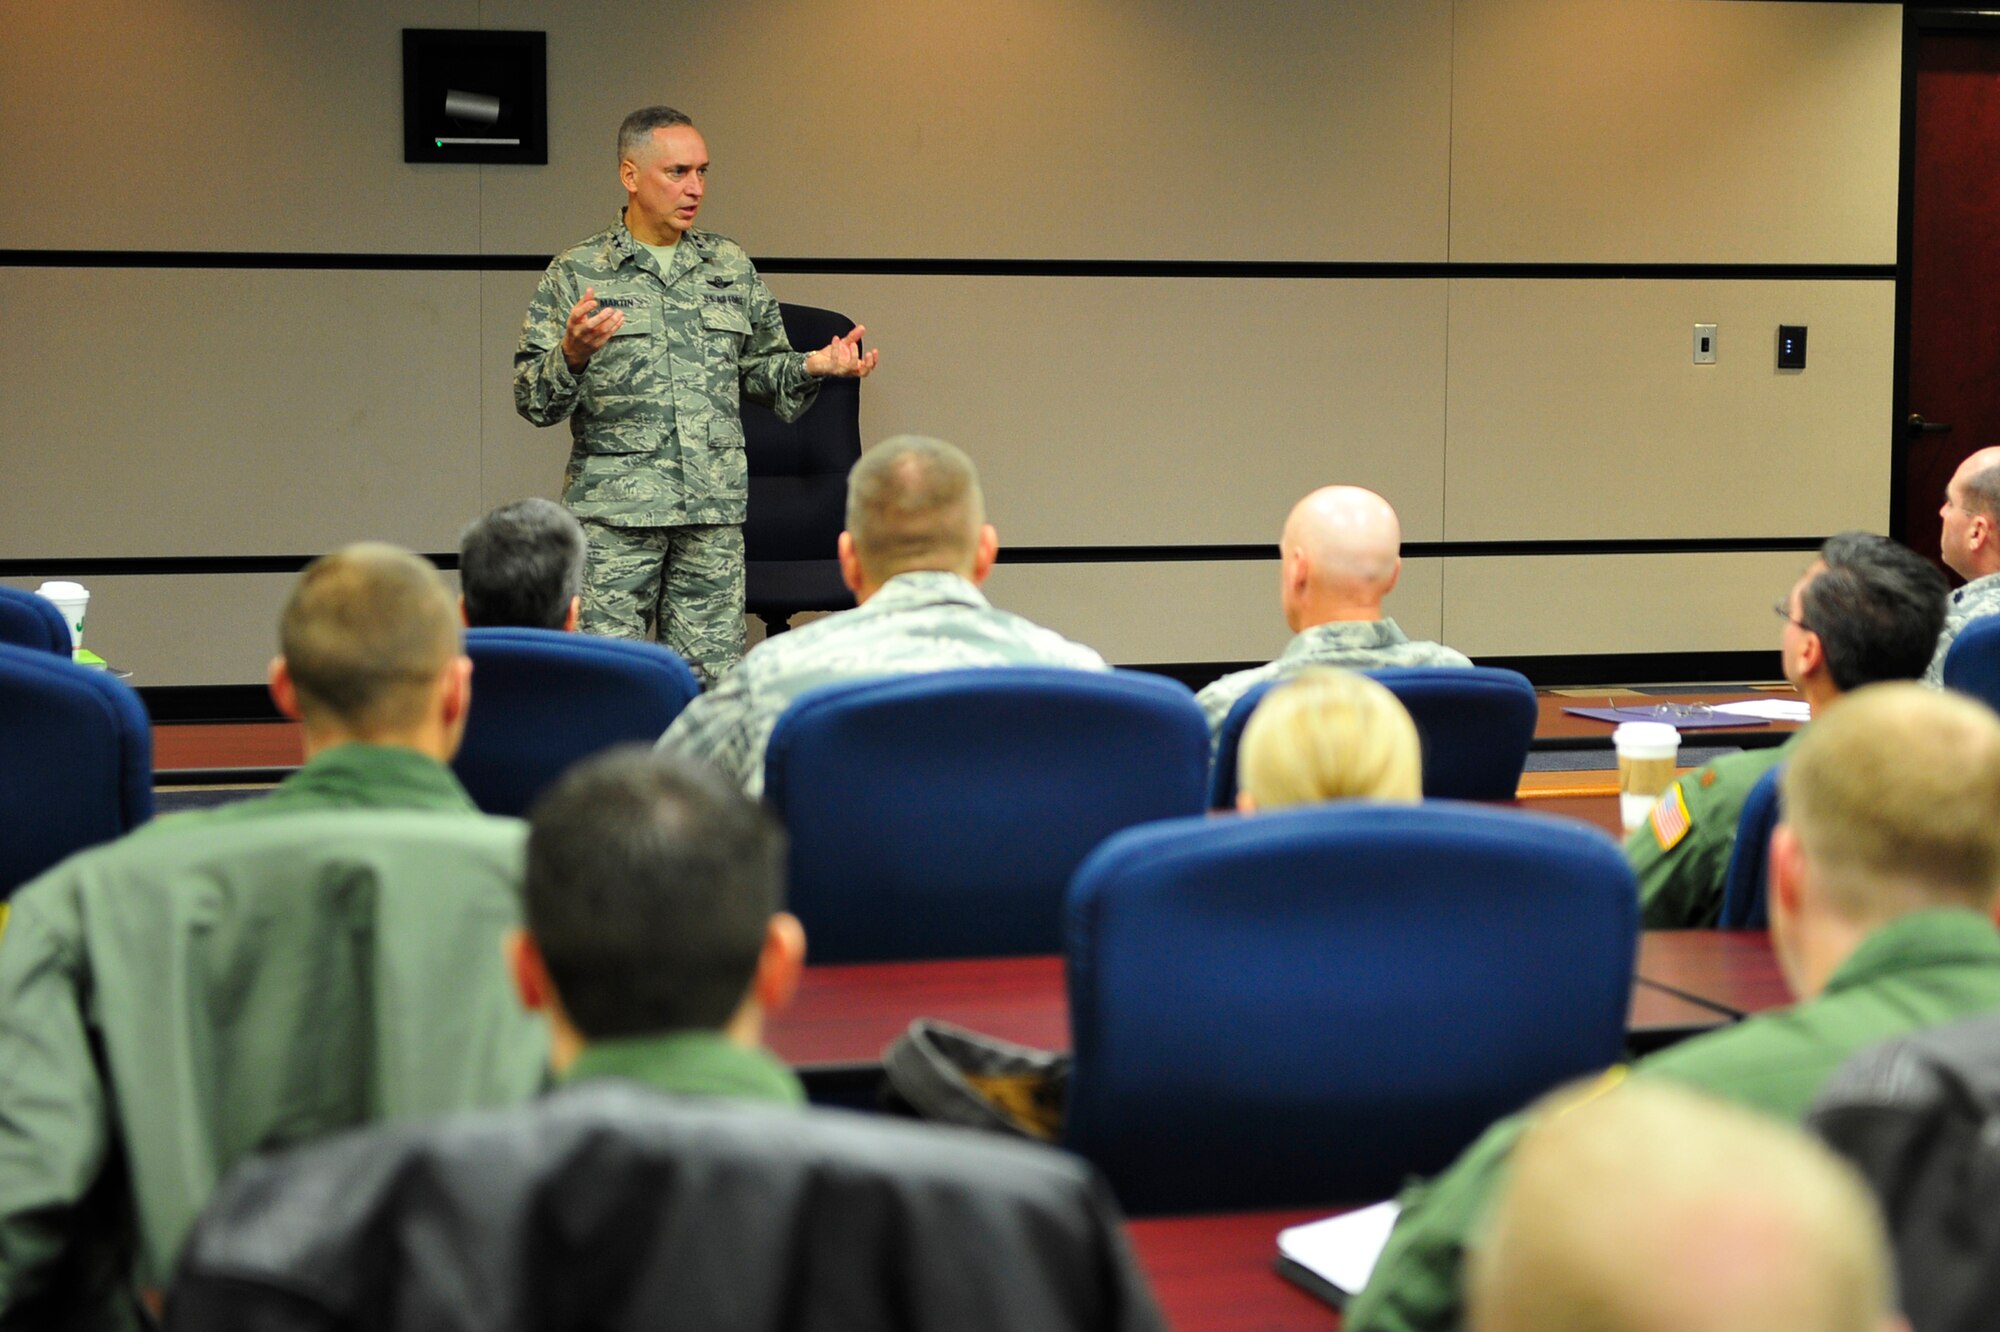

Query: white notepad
<box><xmin>1708</xmin><ymin>699</ymin><xmax>1812</xmax><ymax>723</ymax></box>
<box><xmin>1275</xmin><ymin>1200</ymin><xmax>1402</xmax><ymax>1303</ymax></box>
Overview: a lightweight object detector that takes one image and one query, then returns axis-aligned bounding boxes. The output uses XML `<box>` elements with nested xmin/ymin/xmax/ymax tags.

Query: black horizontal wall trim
<box><xmin>0</xmin><ymin>249</ymin><xmax>1896</xmax><ymax>282</ymax></box>
<box><xmin>3</xmin><ymin>537</ymin><xmax>1825</xmax><ymax>579</ymax></box>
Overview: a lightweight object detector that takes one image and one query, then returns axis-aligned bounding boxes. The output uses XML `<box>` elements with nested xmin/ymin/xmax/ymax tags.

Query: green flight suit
<box><xmin>1346</xmin><ymin>909</ymin><xmax>2000</xmax><ymax>1332</ymax></box>
<box><xmin>140</xmin><ymin>741</ymin><xmax>479</xmax><ymax>829</ymax></box>
<box><xmin>0</xmin><ymin>809</ymin><xmax>548</xmax><ymax>1329</ymax></box>
<box><xmin>514</xmin><ymin>217</ymin><xmax>821</xmax><ymax>683</ymax></box>
<box><xmin>565</xmin><ymin>1030</ymin><xmax>805</xmax><ymax>1107</ymax></box>
<box><xmin>1628</xmin><ymin>734</ymin><xmax>1800</xmax><ymax>929</ymax></box>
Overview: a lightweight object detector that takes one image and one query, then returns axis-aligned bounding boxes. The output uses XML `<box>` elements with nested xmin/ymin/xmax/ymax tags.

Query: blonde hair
<box><xmin>1237</xmin><ymin>668</ymin><xmax>1422</xmax><ymax>809</ymax></box>
<box><xmin>279</xmin><ymin>543</ymin><xmax>459</xmax><ymax>735</ymax></box>
<box><xmin>1469</xmin><ymin>1078</ymin><xmax>1894</xmax><ymax>1332</ymax></box>
<box><xmin>1782</xmin><ymin>681</ymin><xmax>2000</xmax><ymax>920</ymax></box>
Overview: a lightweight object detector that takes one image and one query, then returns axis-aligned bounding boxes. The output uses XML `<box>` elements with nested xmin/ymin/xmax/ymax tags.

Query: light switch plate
<box><xmin>1693</xmin><ymin>324</ymin><xmax>1717</xmax><ymax>365</ymax></box>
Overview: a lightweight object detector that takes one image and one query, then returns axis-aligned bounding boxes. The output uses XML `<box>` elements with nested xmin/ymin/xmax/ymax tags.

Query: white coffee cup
<box><xmin>34</xmin><ymin>580</ymin><xmax>89</xmax><ymax>657</ymax></box>
<box><xmin>1612</xmin><ymin>721</ymin><xmax>1681</xmax><ymax>832</ymax></box>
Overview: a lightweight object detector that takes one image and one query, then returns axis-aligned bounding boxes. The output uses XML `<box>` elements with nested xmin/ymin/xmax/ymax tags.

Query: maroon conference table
<box><xmin>766</xmin><ymin>951</ymin><xmax>1733</xmax><ymax>1075</ymax></box>
<box><xmin>1125</xmin><ymin>1206</ymin><xmax>1346</xmax><ymax>1330</ymax></box>
<box><xmin>1634</xmin><ymin>930</ymin><xmax>1788</xmax><ymax>1018</ymax></box>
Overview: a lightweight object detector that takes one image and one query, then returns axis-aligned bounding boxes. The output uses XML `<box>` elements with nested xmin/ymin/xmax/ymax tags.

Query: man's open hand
<box><xmin>560</xmin><ymin>286</ymin><xmax>625</xmax><ymax>371</ymax></box>
<box><xmin>805</xmin><ymin>325</ymin><xmax>880</xmax><ymax>379</ymax></box>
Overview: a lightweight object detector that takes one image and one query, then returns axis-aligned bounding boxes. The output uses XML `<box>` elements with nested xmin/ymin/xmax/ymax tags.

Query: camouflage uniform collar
<box><xmin>866</xmin><ymin>570</ymin><xmax>992</xmax><ymax>612</ymax></box>
<box><xmin>1953</xmin><ymin>570</ymin><xmax>2000</xmax><ymax>606</ymax></box>
<box><xmin>607</xmin><ymin>214</ymin><xmax>712</xmax><ymax>279</ymax></box>
<box><xmin>1280</xmin><ymin>617</ymin><xmax>1409</xmax><ymax>660</ymax></box>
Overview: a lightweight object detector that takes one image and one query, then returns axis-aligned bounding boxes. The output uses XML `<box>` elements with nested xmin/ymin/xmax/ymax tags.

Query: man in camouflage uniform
<box><xmin>1924</xmin><ymin>445</ymin><xmax>2000</xmax><ymax>686</ymax></box>
<box><xmin>514</xmin><ymin>106</ymin><xmax>878</xmax><ymax>685</ymax></box>
<box><xmin>658</xmin><ymin>436</ymin><xmax>1108</xmax><ymax>795</ymax></box>
<box><xmin>1195</xmin><ymin>486</ymin><xmax>1471</xmax><ymax>740</ymax></box>
<box><xmin>1633</xmin><ymin>533</ymin><xmax>1945</xmax><ymax>929</ymax></box>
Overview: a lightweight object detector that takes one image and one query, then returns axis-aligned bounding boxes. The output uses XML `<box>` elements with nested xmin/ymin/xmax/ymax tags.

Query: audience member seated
<box><xmin>1925</xmin><ymin>445</ymin><xmax>2000</xmax><ymax>685</ymax></box>
<box><xmin>158</xmin><ymin>543</ymin><xmax>484</xmax><ymax>826</ymax></box>
<box><xmin>164</xmin><ymin>746</ymin><xmax>1166</xmax><ymax>1332</ymax></box>
<box><xmin>458</xmin><ymin>496</ymin><xmax>586</xmax><ymax>632</ymax></box>
<box><xmin>0</xmin><ymin>544</ymin><xmax>546</xmax><ymax>1329</ymax></box>
<box><xmin>1196</xmin><ymin>486</ymin><xmax>1469</xmax><ymax>742</ymax></box>
<box><xmin>1348</xmin><ymin>682</ymin><xmax>2000</xmax><ymax>1332</ymax></box>
<box><xmin>1234</xmin><ymin>667</ymin><xmax>1422</xmax><ymax>812</ymax></box>
<box><xmin>1468</xmin><ymin>1080</ymin><xmax>1897</xmax><ymax>1332</ymax></box>
<box><xmin>510</xmin><ymin>746</ymin><xmax>806</xmax><ymax>1104</ymax></box>
<box><xmin>1635</xmin><ymin>532</ymin><xmax>1944</xmax><ymax>929</ymax></box>
<box><xmin>660</xmin><ymin>435</ymin><xmax>1107</xmax><ymax>794</ymax></box>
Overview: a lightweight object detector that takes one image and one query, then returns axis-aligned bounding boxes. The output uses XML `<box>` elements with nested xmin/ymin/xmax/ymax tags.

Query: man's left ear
<box><xmin>506</xmin><ymin>929</ymin><xmax>549</xmax><ymax>1013</ymax></box>
<box><xmin>441</xmin><ymin>655</ymin><xmax>473</xmax><ymax>727</ymax></box>
<box><xmin>754</xmin><ymin>912</ymin><xmax>807</xmax><ymax>1016</ymax></box>
<box><xmin>971</xmin><ymin>524</ymin><xmax>1000</xmax><ymax>585</ymax></box>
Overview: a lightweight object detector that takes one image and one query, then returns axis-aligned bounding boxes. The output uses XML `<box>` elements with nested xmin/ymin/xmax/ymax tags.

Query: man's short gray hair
<box><xmin>617</xmin><ymin>106</ymin><xmax>694</xmax><ymax>163</ymax></box>
<box><xmin>1963</xmin><ymin>458</ymin><xmax>2000</xmax><ymax>521</ymax></box>
<box><xmin>458</xmin><ymin>498</ymin><xmax>586</xmax><ymax>630</ymax></box>
<box><xmin>845</xmin><ymin>436</ymin><xmax>985</xmax><ymax>581</ymax></box>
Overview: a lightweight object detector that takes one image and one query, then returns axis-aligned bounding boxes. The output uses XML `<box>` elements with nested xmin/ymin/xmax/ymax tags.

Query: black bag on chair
<box><xmin>1808</xmin><ymin>1010</ymin><xmax>2000</xmax><ymax>1332</ymax></box>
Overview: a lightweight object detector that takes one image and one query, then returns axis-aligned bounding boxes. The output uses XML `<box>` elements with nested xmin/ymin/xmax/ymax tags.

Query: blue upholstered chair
<box><xmin>1208</xmin><ymin>665</ymin><xmax>1536</xmax><ymax>808</ymax></box>
<box><xmin>1717</xmin><ymin>765</ymin><xmax>1784</xmax><ymax>930</ymax></box>
<box><xmin>1064</xmin><ymin>802</ymin><xmax>1638</xmax><ymax>1213</ymax></box>
<box><xmin>454</xmin><ymin>629</ymin><xmax>702</xmax><ymax>817</ymax></box>
<box><xmin>763</xmin><ymin>668</ymin><xmax>1210</xmax><ymax>963</ymax></box>
<box><xmin>741</xmin><ymin>303</ymin><xmax>863</xmax><ymax>635</ymax></box>
<box><xmin>0</xmin><ymin>642</ymin><xmax>153</xmax><ymax>896</ymax></box>
<box><xmin>0</xmin><ymin>585</ymin><xmax>73</xmax><ymax>656</ymax></box>
<box><xmin>1943</xmin><ymin>614</ymin><xmax>2000</xmax><ymax>714</ymax></box>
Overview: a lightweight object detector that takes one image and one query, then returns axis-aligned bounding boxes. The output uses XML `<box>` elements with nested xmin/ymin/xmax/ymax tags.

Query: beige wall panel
<box><xmin>480</xmin><ymin>270</ymin><xmax>573</xmax><ymax>511</ymax></box>
<box><xmin>0</xmin><ymin>0</ymin><xmax>480</xmax><ymax>252</ymax></box>
<box><xmin>757</xmin><ymin>274</ymin><xmax>1448</xmax><ymax>546</ymax></box>
<box><xmin>1</xmin><ymin>573</ymin><xmax>292</xmax><ymax>689</ymax></box>
<box><xmin>1442</xmin><ymin>551</ymin><xmax>1809</xmax><ymax>659</ymax></box>
<box><xmin>1444</xmin><ymin>279</ymin><xmax>1893</xmax><ymax>542</ymax></box>
<box><xmin>0</xmin><ymin>269</ymin><xmax>485</xmax><ymax>558</ymax></box>
<box><xmin>983</xmin><ymin>559</ymin><xmax>1442</xmax><ymax>667</ymax></box>
<box><xmin>478</xmin><ymin>0</ymin><xmax>1451</xmax><ymax>261</ymax></box>
<box><xmin>1</xmin><ymin>569</ymin><xmax>463</xmax><ymax>690</ymax></box>
<box><xmin>1451</xmin><ymin>0</ymin><xmax>1901</xmax><ymax>263</ymax></box>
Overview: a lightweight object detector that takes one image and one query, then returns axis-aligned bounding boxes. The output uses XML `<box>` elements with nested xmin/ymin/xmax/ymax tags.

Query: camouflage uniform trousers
<box><xmin>579</xmin><ymin>519</ymin><xmax>745</xmax><ymax>687</ymax></box>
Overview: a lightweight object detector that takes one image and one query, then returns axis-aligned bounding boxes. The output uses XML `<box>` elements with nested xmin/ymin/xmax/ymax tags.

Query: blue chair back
<box><xmin>1371</xmin><ymin>666</ymin><xmax>1538</xmax><ymax>800</ymax></box>
<box><xmin>0</xmin><ymin>586</ymin><xmax>73</xmax><ymax>656</ymax></box>
<box><xmin>1718</xmin><ymin>764</ymin><xmax>1783</xmax><ymax>930</ymax></box>
<box><xmin>764</xmin><ymin>668</ymin><xmax>1210</xmax><ymax>963</ymax></box>
<box><xmin>1943</xmin><ymin>615</ymin><xmax>2000</xmax><ymax>713</ymax></box>
<box><xmin>454</xmin><ymin>629</ymin><xmax>702</xmax><ymax>816</ymax></box>
<box><xmin>0</xmin><ymin>643</ymin><xmax>153</xmax><ymax>895</ymax></box>
<box><xmin>1208</xmin><ymin>665</ymin><xmax>1536</xmax><ymax>807</ymax></box>
<box><xmin>1208</xmin><ymin>679</ymin><xmax>1277</xmax><ymax>809</ymax></box>
<box><xmin>1065</xmin><ymin>802</ymin><xmax>1637</xmax><ymax>1213</ymax></box>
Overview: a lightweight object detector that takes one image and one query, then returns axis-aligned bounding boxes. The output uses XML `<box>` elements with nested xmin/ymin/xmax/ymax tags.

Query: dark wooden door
<box><xmin>1903</xmin><ymin>31</ymin><xmax>2000</xmax><ymax>566</ymax></box>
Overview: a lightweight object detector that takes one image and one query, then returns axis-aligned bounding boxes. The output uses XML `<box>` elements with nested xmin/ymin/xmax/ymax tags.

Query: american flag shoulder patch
<box><xmin>1651</xmin><ymin>784</ymin><xmax>1693</xmax><ymax>852</ymax></box>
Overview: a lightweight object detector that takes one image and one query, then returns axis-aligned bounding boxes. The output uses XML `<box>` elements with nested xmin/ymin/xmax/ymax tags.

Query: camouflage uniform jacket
<box><xmin>658</xmin><ymin>570</ymin><xmax>1110</xmax><ymax>797</ymax></box>
<box><xmin>1195</xmin><ymin>619</ymin><xmax>1473</xmax><ymax>738</ymax></box>
<box><xmin>513</xmin><ymin>218</ymin><xmax>819</xmax><ymax>528</ymax></box>
<box><xmin>1923</xmin><ymin>570</ymin><xmax>2000</xmax><ymax>686</ymax></box>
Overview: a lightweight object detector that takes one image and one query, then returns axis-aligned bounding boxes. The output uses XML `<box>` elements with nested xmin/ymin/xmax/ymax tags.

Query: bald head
<box><xmin>841</xmin><ymin>435</ymin><xmax>992</xmax><ymax>589</ymax></box>
<box><xmin>1942</xmin><ymin>446</ymin><xmax>2000</xmax><ymax>579</ymax></box>
<box><xmin>1470</xmin><ymin>1080</ymin><xmax>1896</xmax><ymax>1332</ymax></box>
<box><xmin>1278</xmin><ymin>487</ymin><xmax>1403</xmax><ymax>629</ymax></box>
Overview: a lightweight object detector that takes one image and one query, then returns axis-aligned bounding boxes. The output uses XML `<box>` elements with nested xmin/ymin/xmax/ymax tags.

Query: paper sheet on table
<box><xmin>1708</xmin><ymin>699</ymin><xmax>1812</xmax><ymax>723</ymax></box>
<box><xmin>1276</xmin><ymin>1200</ymin><xmax>1401</xmax><ymax>1300</ymax></box>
